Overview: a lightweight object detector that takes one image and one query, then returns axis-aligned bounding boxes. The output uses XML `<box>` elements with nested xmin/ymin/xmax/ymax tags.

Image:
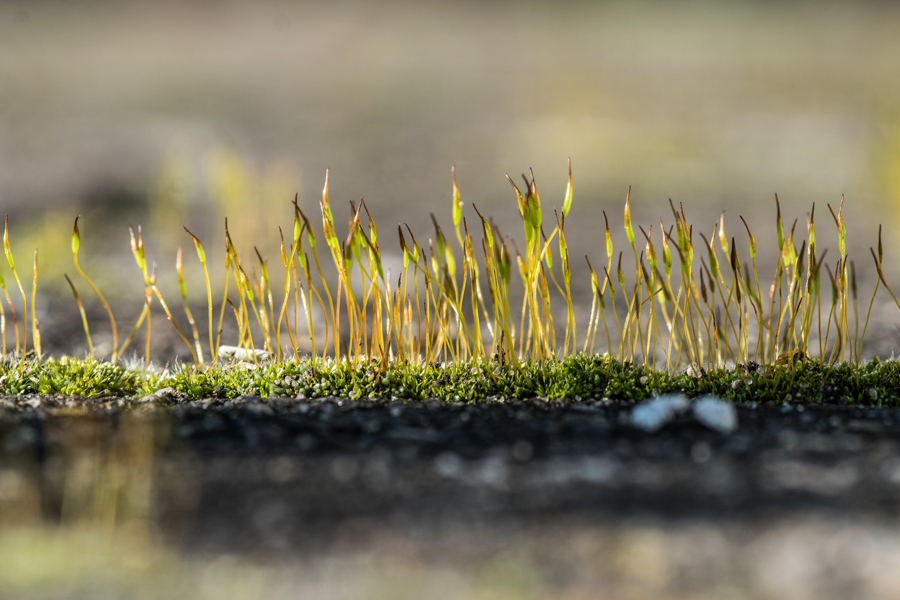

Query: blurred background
<box><xmin>3</xmin><ymin>0</ymin><xmax>900</xmax><ymax>304</ymax></box>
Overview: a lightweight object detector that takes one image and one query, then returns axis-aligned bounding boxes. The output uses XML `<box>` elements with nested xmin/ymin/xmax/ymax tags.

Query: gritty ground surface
<box><xmin>5</xmin><ymin>397</ymin><xmax>900</xmax><ymax>598</ymax></box>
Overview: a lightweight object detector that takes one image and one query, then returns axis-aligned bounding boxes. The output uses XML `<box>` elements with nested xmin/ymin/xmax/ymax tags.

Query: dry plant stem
<box><xmin>127</xmin><ymin>227</ymin><xmax>159</xmax><ymax>364</ymax></box>
<box><xmin>623</xmin><ymin>186</ymin><xmax>639</xmax><ymax>363</ymax></box>
<box><xmin>829</xmin><ymin>197</ymin><xmax>849</xmax><ymax>362</ymax></box>
<box><xmin>703</xmin><ymin>231</ymin><xmax>738</xmax><ymax>357</ymax></box>
<box><xmin>467</xmin><ymin>225</ymin><xmax>488</xmax><ymax>361</ymax></box>
<box><xmin>871</xmin><ymin>248</ymin><xmax>900</xmax><ymax>329</ymax></box>
<box><xmin>859</xmin><ymin>278</ymin><xmax>881</xmax><ymax>363</ymax></box>
<box><xmin>766</xmin><ymin>260</ymin><xmax>785</xmax><ymax>363</ymax></box>
<box><xmin>276</xmin><ymin>230</ymin><xmax>300</xmax><ymax>361</ymax></box>
<box><xmin>824</xmin><ymin>263</ymin><xmax>843</xmax><ymax>365</ymax></box>
<box><xmin>649</xmin><ymin>271</ymin><xmax>672</xmax><ymax>366</ymax></box>
<box><xmin>4</xmin><ymin>217</ymin><xmax>27</xmax><ymax>361</ymax></box>
<box><xmin>309</xmin><ymin>245</ymin><xmax>337</xmax><ymax>357</ymax></box>
<box><xmin>184</xmin><ymin>227</ymin><xmax>215</xmax><ymax>364</ymax></box>
<box><xmin>0</xmin><ymin>299</ymin><xmax>5</xmax><ymax>358</ymax></box>
<box><xmin>249</xmin><ymin>269</ymin><xmax>272</xmax><ymax>355</ymax></box>
<box><xmin>296</xmin><ymin>281</ymin><xmax>313</xmax><ymax>360</ymax></box>
<box><xmin>31</xmin><ymin>249</ymin><xmax>40</xmax><ymax>360</ymax></box>
<box><xmin>256</xmin><ymin>272</ymin><xmax>276</xmax><ymax>357</ymax></box>
<box><xmin>223</xmin><ymin>224</ymin><xmax>252</xmax><ymax>356</ymax></box>
<box><xmin>780</xmin><ymin>249</ymin><xmax>807</xmax><ymax>355</ymax></box>
<box><xmin>214</xmin><ymin>253</ymin><xmax>232</xmax><ymax>358</ymax></box>
<box><xmin>293</xmin><ymin>262</ymin><xmax>302</xmax><ymax>357</ymax></box>
<box><xmin>645</xmin><ymin>232</ymin><xmax>676</xmax><ymax>366</ymax></box>
<box><xmin>294</xmin><ymin>219</ymin><xmax>324</xmax><ymax>360</ymax></box>
<box><xmin>253</xmin><ymin>247</ymin><xmax>277</xmax><ymax>356</ymax></box>
<box><xmin>235</xmin><ymin>266</ymin><xmax>262</xmax><ymax>362</ymax></box>
<box><xmin>144</xmin><ymin>275</ymin><xmax>152</xmax><ymax>363</ymax></box>
<box><xmin>583</xmin><ymin>255</ymin><xmax>603</xmax><ymax>355</ymax></box>
<box><xmin>859</xmin><ymin>226</ymin><xmax>885</xmax><ymax>364</ymax></box>
<box><xmin>303</xmin><ymin>255</ymin><xmax>330</xmax><ymax>364</ymax></box>
<box><xmin>633</xmin><ymin>272</ymin><xmax>645</xmax><ymax>364</ymax></box>
<box><xmin>116</xmin><ymin>269</ymin><xmax>155</xmax><ymax>359</ymax></box>
<box><xmin>0</xmin><ymin>276</ymin><xmax>28</xmax><ymax>356</ymax></box>
<box><xmin>851</xmin><ymin>261</ymin><xmax>860</xmax><ymax>364</ymax></box>
<box><xmin>684</xmin><ymin>272</ymin><xmax>704</xmax><ymax>369</ymax></box>
<box><xmin>663</xmin><ymin>232</ymin><xmax>689</xmax><ymax>367</ymax></box>
<box><xmin>316</xmin><ymin>170</ymin><xmax>344</xmax><ymax>358</ymax></box>
<box><xmin>72</xmin><ymin>217</ymin><xmax>118</xmax><ymax>363</ymax></box>
<box><xmin>150</xmin><ymin>281</ymin><xmax>198</xmax><ymax>364</ymax></box>
<box><xmin>583</xmin><ymin>290</ymin><xmax>597</xmax><ymax>354</ymax></box>
<box><xmin>117</xmin><ymin>303</ymin><xmax>148</xmax><ymax>359</ymax></box>
<box><xmin>296</xmin><ymin>208</ymin><xmax>334</xmax><ymax>361</ymax></box>
<box><xmin>356</xmin><ymin>259</ymin><xmax>372</xmax><ymax>360</ymax></box>
<box><xmin>817</xmin><ymin>277</ymin><xmax>824</xmax><ymax>362</ymax></box>
<box><xmin>799</xmin><ymin>253</ymin><xmax>822</xmax><ymax>358</ymax></box>
<box><xmin>227</xmin><ymin>299</ymin><xmax>242</xmax><ymax>349</ymax></box>
<box><xmin>229</xmin><ymin>260</ymin><xmax>253</xmax><ymax>356</ymax></box>
<box><xmin>50</xmin><ymin>164</ymin><xmax>900</xmax><ymax>372</ymax></box>
<box><xmin>667</xmin><ymin>285</ymin><xmax>686</xmax><ymax>369</ymax></box>
<box><xmin>176</xmin><ymin>246</ymin><xmax>204</xmax><ymax>365</ymax></box>
<box><xmin>739</xmin><ymin>215</ymin><xmax>766</xmax><ymax>361</ymax></box>
<box><xmin>64</xmin><ymin>274</ymin><xmax>93</xmax><ymax>358</ymax></box>
<box><xmin>602</xmin><ymin>266</ymin><xmax>625</xmax><ymax>359</ymax></box>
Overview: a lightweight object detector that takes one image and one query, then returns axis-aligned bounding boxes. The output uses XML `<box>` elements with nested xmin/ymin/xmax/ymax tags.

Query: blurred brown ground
<box><xmin>2</xmin><ymin>0</ymin><xmax>900</xmax><ymax>360</ymax></box>
<box><xmin>2</xmin><ymin>0</ymin><xmax>900</xmax><ymax>294</ymax></box>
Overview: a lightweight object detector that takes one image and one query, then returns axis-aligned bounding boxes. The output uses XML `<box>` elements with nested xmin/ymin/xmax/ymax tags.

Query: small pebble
<box><xmin>631</xmin><ymin>394</ymin><xmax>690</xmax><ymax>432</ymax></box>
<box><xmin>217</xmin><ymin>345</ymin><xmax>270</xmax><ymax>362</ymax></box>
<box><xmin>692</xmin><ymin>395</ymin><xmax>738</xmax><ymax>434</ymax></box>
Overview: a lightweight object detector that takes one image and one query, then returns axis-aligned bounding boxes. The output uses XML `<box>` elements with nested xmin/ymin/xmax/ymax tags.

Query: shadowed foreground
<box><xmin>3</xmin><ymin>397</ymin><xmax>900</xmax><ymax>598</ymax></box>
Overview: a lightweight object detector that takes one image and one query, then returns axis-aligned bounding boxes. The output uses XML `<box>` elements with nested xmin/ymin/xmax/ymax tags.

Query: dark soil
<box><xmin>4</xmin><ymin>396</ymin><xmax>900</xmax><ymax>558</ymax></box>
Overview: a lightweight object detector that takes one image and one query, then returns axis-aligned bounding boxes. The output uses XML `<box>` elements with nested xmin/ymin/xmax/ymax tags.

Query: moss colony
<box><xmin>0</xmin><ymin>162</ymin><xmax>897</xmax><ymax>404</ymax></box>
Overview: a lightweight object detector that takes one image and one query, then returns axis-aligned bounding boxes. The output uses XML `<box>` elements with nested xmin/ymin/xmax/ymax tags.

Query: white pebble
<box><xmin>692</xmin><ymin>395</ymin><xmax>738</xmax><ymax>434</ymax></box>
<box><xmin>217</xmin><ymin>345</ymin><xmax>270</xmax><ymax>362</ymax></box>
<box><xmin>631</xmin><ymin>394</ymin><xmax>690</xmax><ymax>433</ymax></box>
<box><xmin>685</xmin><ymin>364</ymin><xmax>703</xmax><ymax>378</ymax></box>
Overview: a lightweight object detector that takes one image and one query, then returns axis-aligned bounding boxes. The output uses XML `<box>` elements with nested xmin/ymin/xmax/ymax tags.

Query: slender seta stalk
<box><xmin>71</xmin><ymin>216</ymin><xmax>118</xmax><ymax>363</ymax></box>
<box><xmin>44</xmin><ymin>164</ymin><xmax>900</xmax><ymax>378</ymax></box>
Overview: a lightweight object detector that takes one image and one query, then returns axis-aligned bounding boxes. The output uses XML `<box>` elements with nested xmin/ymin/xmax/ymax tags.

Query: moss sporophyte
<box><xmin>0</xmin><ymin>161</ymin><xmax>899</xmax><ymax>404</ymax></box>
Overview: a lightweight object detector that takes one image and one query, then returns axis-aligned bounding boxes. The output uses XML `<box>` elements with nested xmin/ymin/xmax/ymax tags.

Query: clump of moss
<box><xmin>31</xmin><ymin>163</ymin><xmax>895</xmax><ymax>374</ymax></box>
<box><xmin>0</xmin><ymin>356</ymin><xmax>149</xmax><ymax>397</ymax></box>
<box><xmin>0</xmin><ymin>163</ymin><xmax>898</xmax><ymax>406</ymax></box>
<box><xmin>2</xmin><ymin>354</ymin><xmax>896</xmax><ymax>407</ymax></box>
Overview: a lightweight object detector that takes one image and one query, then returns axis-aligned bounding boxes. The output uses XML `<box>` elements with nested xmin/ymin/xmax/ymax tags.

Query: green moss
<box><xmin>0</xmin><ymin>166</ymin><xmax>897</xmax><ymax>407</ymax></box>
<box><xmin>0</xmin><ymin>357</ymin><xmax>149</xmax><ymax>397</ymax></box>
<box><xmin>2</xmin><ymin>355</ymin><xmax>900</xmax><ymax>407</ymax></box>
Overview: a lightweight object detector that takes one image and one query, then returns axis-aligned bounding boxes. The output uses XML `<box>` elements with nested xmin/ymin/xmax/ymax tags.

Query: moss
<box><xmin>2</xmin><ymin>355</ymin><xmax>900</xmax><ymax>407</ymax></box>
<box><xmin>0</xmin><ymin>357</ymin><xmax>148</xmax><ymax>397</ymax></box>
<box><xmin>0</xmin><ymin>165</ymin><xmax>896</xmax><ymax>404</ymax></box>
